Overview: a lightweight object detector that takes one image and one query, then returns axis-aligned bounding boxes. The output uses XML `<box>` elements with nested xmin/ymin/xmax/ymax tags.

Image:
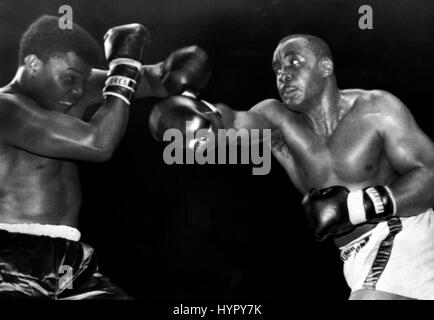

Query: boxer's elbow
<box><xmin>89</xmin><ymin>141</ymin><xmax>116</xmax><ymax>162</ymax></box>
<box><xmin>421</xmin><ymin>168</ymin><xmax>434</xmax><ymax>208</ymax></box>
<box><xmin>424</xmin><ymin>164</ymin><xmax>434</xmax><ymax>191</ymax></box>
<box><xmin>414</xmin><ymin>163</ymin><xmax>434</xmax><ymax>206</ymax></box>
<box><xmin>79</xmin><ymin>144</ymin><xmax>114</xmax><ymax>162</ymax></box>
<box><xmin>91</xmin><ymin>147</ymin><xmax>114</xmax><ymax>162</ymax></box>
<box><xmin>420</xmin><ymin>155</ymin><xmax>434</xmax><ymax>179</ymax></box>
<box><xmin>80</xmin><ymin>131</ymin><xmax>116</xmax><ymax>162</ymax></box>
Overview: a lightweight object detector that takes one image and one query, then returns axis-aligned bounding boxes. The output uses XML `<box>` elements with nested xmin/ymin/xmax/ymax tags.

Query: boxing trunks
<box><xmin>339</xmin><ymin>208</ymin><xmax>434</xmax><ymax>299</ymax></box>
<box><xmin>0</xmin><ymin>223</ymin><xmax>131</xmax><ymax>299</ymax></box>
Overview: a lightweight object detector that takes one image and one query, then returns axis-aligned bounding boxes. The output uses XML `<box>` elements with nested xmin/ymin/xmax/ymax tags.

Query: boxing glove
<box><xmin>103</xmin><ymin>24</ymin><xmax>150</xmax><ymax>105</ymax></box>
<box><xmin>160</xmin><ymin>46</ymin><xmax>211</xmax><ymax>97</ymax></box>
<box><xmin>302</xmin><ymin>185</ymin><xmax>396</xmax><ymax>241</ymax></box>
<box><xmin>149</xmin><ymin>95</ymin><xmax>222</xmax><ymax>149</ymax></box>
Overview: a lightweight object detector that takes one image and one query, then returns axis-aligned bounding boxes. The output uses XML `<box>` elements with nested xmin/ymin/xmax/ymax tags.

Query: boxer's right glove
<box><xmin>302</xmin><ymin>185</ymin><xmax>396</xmax><ymax>241</ymax></box>
<box><xmin>148</xmin><ymin>95</ymin><xmax>222</xmax><ymax>145</ymax></box>
<box><xmin>103</xmin><ymin>23</ymin><xmax>151</xmax><ymax>105</ymax></box>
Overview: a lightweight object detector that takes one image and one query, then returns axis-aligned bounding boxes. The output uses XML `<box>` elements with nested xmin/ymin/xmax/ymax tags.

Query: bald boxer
<box><xmin>150</xmin><ymin>35</ymin><xmax>434</xmax><ymax>300</ymax></box>
<box><xmin>0</xmin><ymin>15</ymin><xmax>167</xmax><ymax>299</ymax></box>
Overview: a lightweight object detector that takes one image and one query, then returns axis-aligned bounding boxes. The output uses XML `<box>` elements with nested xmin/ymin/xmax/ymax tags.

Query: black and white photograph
<box><xmin>0</xmin><ymin>0</ymin><xmax>434</xmax><ymax>311</ymax></box>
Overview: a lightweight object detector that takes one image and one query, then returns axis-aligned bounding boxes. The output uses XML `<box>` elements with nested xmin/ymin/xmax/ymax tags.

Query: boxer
<box><xmin>150</xmin><ymin>35</ymin><xmax>434</xmax><ymax>300</ymax></box>
<box><xmin>0</xmin><ymin>15</ymin><xmax>167</xmax><ymax>299</ymax></box>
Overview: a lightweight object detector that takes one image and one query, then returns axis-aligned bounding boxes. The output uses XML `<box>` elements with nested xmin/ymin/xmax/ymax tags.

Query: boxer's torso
<box><xmin>0</xmin><ymin>87</ymin><xmax>83</xmax><ymax>227</ymax></box>
<box><xmin>267</xmin><ymin>89</ymin><xmax>400</xmax><ymax>246</ymax></box>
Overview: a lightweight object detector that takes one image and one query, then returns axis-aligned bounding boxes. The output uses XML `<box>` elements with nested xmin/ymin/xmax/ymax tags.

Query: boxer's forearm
<box><xmin>215</xmin><ymin>103</ymin><xmax>272</xmax><ymax>131</ymax></box>
<box><xmin>87</xmin><ymin>97</ymin><xmax>130</xmax><ymax>160</ymax></box>
<box><xmin>389</xmin><ymin>166</ymin><xmax>434</xmax><ymax>217</ymax></box>
<box><xmin>136</xmin><ymin>62</ymin><xmax>168</xmax><ymax>98</ymax></box>
<box><xmin>211</xmin><ymin>103</ymin><xmax>274</xmax><ymax>146</ymax></box>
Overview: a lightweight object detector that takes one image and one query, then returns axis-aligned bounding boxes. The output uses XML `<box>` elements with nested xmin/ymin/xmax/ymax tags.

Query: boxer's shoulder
<box><xmin>343</xmin><ymin>89</ymin><xmax>407</xmax><ymax>121</ymax></box>
<box><xmin>0</xmin><ymin>92</ymin><xmax>21</xmax><ymax>111</ymax></box>
<box><xmin>250</xmin><ymin>98</ymin><xmax>291</xmax><ymax>124</ymax></box>
<box><xmin>0</xmin><ymin>92</ymin><xmax>39</xmax><ymax>114</ymax></box>
<box><xmin>0</xmin><ymin>93</ymin><xmax>44</xmax><ymax>140</ymax></box>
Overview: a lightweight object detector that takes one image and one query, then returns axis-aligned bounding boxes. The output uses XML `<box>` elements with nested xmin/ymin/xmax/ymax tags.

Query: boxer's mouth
<box><xmin>59</xmin><ymin>100</ymin><xmax>76</xmax><ymax>107</ymax></box>
<box><xmin>281</xmin><ymin>86</ymin><xmax>298</xmax><ymax>95</ymax></box>
<box><xmin>59</xmin><ymin>100</ymin><xmax>78</xmax><ymax>113</ymax></box>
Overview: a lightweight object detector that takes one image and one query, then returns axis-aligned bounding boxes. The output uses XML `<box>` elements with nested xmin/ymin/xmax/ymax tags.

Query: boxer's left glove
<box><xmin>103</xmin><ymin>24</ymin><xmax>151</xmax><ymax>105</ymax></box>
<box><xmin>302</xmin><ymin>185</ymin><xmax>396</xmax><ymax>241</ymax></box>
<box><xmin>160</xmin><ymin>45</ymin><xmax>211</xmax><ymax>97</ymax></box>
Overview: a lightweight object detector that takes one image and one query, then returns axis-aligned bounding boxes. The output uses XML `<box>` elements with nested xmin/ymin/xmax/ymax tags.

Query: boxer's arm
<box><xmin>376</xmin><ymin>91</ymin><xmax>434</xmax><ymax>217</ymax></box>
<box><xmin>79</xmin><ymin>63</ymin><xmax>167</xmax><ymax>106</ymax></box>
<box><xmin>214</xmin><ymin>99</ymin><xmax>280</xmax><ymax>144</ymax></box>
<box><xmin>0</xmin><ymin>94</ymin><xmax>129</xmax><ymax>162</ymax></box>
<box><xmin>215</xmin><ymin>99</ymin><xmax>278</xmax><ymax>130</ymax></box>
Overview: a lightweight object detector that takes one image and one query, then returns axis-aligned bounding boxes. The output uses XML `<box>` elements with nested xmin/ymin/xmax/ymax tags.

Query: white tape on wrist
<box><xmin>347</xmin><ymin>189</ymin><xmax>366</xmax><ymax>225</ymax></box>
<box><xmin>109</xmin><ymin>58</ymin><xmax>142</xmax><ymax>71</ymax></box>
<box><xmin>201</xmin><ymin>99</ymin><xmax>218</xmax><ymax>113</ymax></box>
<box><xmin>103</xmin><ymin>91</ymin><xmax>131</xmax><ymax>105</ymax></box>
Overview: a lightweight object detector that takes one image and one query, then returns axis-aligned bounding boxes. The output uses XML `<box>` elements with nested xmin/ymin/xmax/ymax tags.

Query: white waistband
<box><xmin>338</xmin><ymin>222</ymin><xmax>386</xmax><ymax>251</ymax></box>
<box><xmin>0</xmin><ymin>223</ymin><xmax>81</xmax><ymax>241</ymax></box>
<box><xmin>339</xmin><ymin>207</ymin><xmax>434</xmax><ymax>251</ymax></box>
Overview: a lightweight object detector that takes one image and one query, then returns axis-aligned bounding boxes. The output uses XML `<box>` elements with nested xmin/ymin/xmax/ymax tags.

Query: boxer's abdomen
<box><xmin>0</xmin><ymin>145</ymin><xmax>81</xmax><ymax>227</ymax></box>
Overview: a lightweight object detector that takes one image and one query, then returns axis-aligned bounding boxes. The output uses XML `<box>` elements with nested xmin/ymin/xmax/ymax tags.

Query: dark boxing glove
<box><xmin>160</xmin><ymin>46</ymin><xmax>211</xmax><ymax>97</ymax></box>
<box><xmin>150</xmin><ymin>45</ymin><xmax>222</xmax><ymax>150</ymax></box>
<box><xmin>302</xmin><ymin>185</ymin><xmax>396</xmax><ymax>241</ymax></box>
<box><xmin>103</xmin><ymin>24</ymin><xmax>151</xmax><ymax>105</ymax></box>
<box><xmin>149</xmin><ymin>95</ymin><xmax>223</xmax><ymax>150</ymax></box>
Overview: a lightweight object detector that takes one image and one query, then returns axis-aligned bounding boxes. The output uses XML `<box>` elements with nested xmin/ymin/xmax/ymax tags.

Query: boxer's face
<box><xmin>30</xmin><ymin>51</ymin><xmax>91</xmax><ymax>112</ymax></box>
<box><xmin>273</xmin><ymin>38</ymin><xmax>324</xmax><ymax>110</ymax></box>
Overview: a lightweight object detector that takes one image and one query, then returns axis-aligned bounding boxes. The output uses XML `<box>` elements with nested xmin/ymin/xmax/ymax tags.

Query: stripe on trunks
<box><xmin>362</xmin><ymin>218</ymin><xmax>402</xmax><ymax>289</ymax></box>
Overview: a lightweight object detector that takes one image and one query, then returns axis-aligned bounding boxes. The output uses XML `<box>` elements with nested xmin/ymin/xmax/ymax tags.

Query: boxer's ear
<box><xmin>319</xmin><ymin>57</ymin><xmax>333</xmax><ymax>78</ymax></box>
<box><xmin>24</xmin><ymin>55</ymin><xmax>42</xmax><ymax>74</ymax></box>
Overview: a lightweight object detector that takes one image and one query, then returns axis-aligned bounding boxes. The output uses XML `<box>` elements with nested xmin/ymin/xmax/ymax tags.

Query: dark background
<box><xmin>1</xmin><ymin>0</ymin><xmax>433</xmax><ymax>301</ymax></box>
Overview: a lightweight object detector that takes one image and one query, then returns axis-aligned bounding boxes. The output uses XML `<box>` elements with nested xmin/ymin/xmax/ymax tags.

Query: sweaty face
<box><xmin>272</xmin><ymin>38</ymin><xmax>324</xmax><ymax>110</ymax></box>
<box><xmin>31</xmin><ymin>52</ymin><xmax>91</xmax><ymax>112</ymax></box>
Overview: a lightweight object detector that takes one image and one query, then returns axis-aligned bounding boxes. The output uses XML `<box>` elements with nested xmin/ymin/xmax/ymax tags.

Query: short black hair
<box><xmin>19</xmin><ymin>15</ymin><xmax>103</xmax><ymax>67</ymax></box>
<box><xmin>276</xmin><ymin>34</ymin><xmax>333</xmax><ymax>61</ymax></box>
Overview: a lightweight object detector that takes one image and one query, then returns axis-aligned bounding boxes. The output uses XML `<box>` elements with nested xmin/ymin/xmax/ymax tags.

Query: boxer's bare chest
<box><xmin>271</xmin><ymin>104</ymin><xmax>393</xmax><ymax>193</ymax></box>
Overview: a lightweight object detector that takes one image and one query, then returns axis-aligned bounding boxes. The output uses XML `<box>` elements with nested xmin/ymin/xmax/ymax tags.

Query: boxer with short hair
<box><xmin>150</xmin><ymin>35</ymin><xmax>434</xmax><ymax>299</ymax></box>
<box><xmin>0</xmin><ymin>15</ymin><xmax>167</xmax><ymax>299</ymax></box>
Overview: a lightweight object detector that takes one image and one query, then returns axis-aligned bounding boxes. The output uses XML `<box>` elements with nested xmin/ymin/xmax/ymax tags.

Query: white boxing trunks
<box><xmin>339</xmin><ymin>208</ymin><xmax>434</xmax><ymax>299</ymax></box>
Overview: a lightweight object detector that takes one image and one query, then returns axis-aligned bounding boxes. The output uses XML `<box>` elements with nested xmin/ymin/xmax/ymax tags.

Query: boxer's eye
<box><xmin>291</xmin><ymin>59</ymin><xmax>300</xmax><ymax>67</ymax></box>
<box><xmin>63</xmin><ymin>75</ymin><xmax>77</xmax><ymax>85</ymax></box>
<box><xmin>272</xmin><ymin>63</ymin><xmax>281</xmax><ymax>75</ymax></box>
